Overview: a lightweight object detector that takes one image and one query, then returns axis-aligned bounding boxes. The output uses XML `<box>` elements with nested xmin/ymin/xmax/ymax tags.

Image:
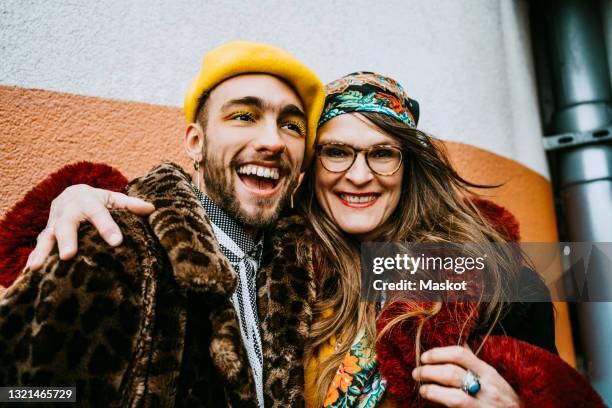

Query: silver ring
<box><xmin>460</xmin><ymin>370</ymin><xmax>481</xmax><ymax>396</ymax></box>
<box><xmin>41</xmin><ymin>226</ymin><xmax>55</xmax><ymax>233</ymax></box>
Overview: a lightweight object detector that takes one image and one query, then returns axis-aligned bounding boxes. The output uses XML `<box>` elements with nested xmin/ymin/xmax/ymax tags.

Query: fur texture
<box><xmin>469</xmin><ymin>196</ymin><xmax>520</xmax><ymax>242</ymax></box>
<box><xmin>258</xmin><ymin>214</ymin><xmax>317</xmax><ymax>408</ymax></box>
<box><xmin>375</xmin><ymin>210</ymin><xmax>603</xmax><ymax>408</ymax></box>
<box><xmin>0</xmin><ymin>162</ymin><xmax>315</xmax><ymax>407</ymax></box>
<box><xmin>376</xmin><ymin>307</ymin><xmax>605</xmax><ymax>408</ymax></box>
<box><xmin>482</xmin><ymin>336</ymin><xmax>605</xmax><ymax>408</ymax></box>
<box><xmin>0</xmin><ymin>162</ymin><xmax>128</xmax><ymax>287</ymax></box>
<box><xmin>0</xmin><ymin>164</ymin><xmax>258</xmax><ymax>407</ymax></box>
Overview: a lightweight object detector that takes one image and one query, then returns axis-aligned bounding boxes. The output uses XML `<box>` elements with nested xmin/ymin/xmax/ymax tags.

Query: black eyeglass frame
<box><xmin>314</xmin><ymin>142</ymin><xmax>404</xmax><ymax>176</ymax></box>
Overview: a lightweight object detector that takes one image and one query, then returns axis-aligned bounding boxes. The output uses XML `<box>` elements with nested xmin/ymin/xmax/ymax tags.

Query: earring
<box><xmin>193</xmin><ymin>159</ymin><xmax>201</xmax><ymax>189</ymax></box>
<box><xmin>290</xmin><ymin>173</ymin><xmax>304</xmax><ymax>210</ymax></box>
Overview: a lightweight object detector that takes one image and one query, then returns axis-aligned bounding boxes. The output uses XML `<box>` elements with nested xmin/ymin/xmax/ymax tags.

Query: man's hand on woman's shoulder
<box><xmin>25</xmin><ymin>184</ymin><xmax>154</xmax><ymax>271</ymax></box>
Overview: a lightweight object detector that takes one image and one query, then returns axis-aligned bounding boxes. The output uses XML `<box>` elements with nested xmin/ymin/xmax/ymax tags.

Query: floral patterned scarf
<box><xmin>319</xmin><ymin>72</ymin><xmax>419</xmax><ymax>129</ymax></box>
<box><xmin>323</xmin><ymin>330</ymin><xmax>387</xmax><ymax>408</ymax></box>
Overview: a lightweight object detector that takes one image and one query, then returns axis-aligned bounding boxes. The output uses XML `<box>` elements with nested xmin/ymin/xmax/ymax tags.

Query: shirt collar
<box><xmin>193</xmin><ymin>185</ymin><xmax>264</xmax><ymax>263</ymax></box>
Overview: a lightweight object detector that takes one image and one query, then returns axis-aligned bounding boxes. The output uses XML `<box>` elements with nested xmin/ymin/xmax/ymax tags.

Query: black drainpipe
<box><xmin>529</xmin><ymin>0</ymin><xmax>612</xmax><ymax>403</ymax></box>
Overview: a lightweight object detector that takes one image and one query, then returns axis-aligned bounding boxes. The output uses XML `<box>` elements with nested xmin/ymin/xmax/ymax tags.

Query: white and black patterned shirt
<box><xmin>193</xmin><ymin>187</ymin><xmax>265</xmax><ymax>408</ymax></box>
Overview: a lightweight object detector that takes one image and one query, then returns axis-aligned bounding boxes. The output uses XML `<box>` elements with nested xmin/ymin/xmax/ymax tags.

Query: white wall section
<box><xmin>0</xmin><ymin>0</ymin><xmax>549</xmax><ymax>177</ymax></box>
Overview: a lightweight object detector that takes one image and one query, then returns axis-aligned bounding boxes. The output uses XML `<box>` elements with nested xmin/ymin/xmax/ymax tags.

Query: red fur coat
<box><xmin>374</xmin><ymin>204</ymin><xmax>605</xmax><ymax>406</ymax></box>
<box><xmin>376</xmin><ymin>301</ymin><xmax>605</xmax><ymax>407</ymax></box>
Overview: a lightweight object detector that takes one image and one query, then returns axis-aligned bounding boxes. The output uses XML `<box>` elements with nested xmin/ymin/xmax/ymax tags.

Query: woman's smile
<box><xmin>314</xmin><ymin>113</ymin><xmax>403</xmax><ymax>238</ymax></box>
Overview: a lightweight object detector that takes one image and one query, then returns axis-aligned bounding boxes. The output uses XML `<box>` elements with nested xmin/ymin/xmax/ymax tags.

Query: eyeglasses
<box><xmin>315</xmin><ymin>142</ymin><xmax>403</xmax><ymax>176</ymax></box>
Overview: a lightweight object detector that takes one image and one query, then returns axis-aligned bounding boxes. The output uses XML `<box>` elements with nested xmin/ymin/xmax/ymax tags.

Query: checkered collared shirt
<box><xmin>193</xmin><ymin>187</ymin><xmax>265</xmax><ymax>408</ymax></box>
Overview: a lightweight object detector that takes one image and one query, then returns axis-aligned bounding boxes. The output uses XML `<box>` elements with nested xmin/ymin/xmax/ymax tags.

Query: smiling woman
<box><xmin>314</xmin><ymin>113</ymin><xmax>404</xmax><ymax>237</ymax></box>
<box><xmin>286</xmin><ymin>72</ymin><xmax>604</xmax><ymax>408</ymax></box>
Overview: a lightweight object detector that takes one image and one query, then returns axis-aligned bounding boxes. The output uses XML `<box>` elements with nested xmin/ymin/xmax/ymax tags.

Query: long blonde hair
<box><xmin>297</xmin><ymin>112</ymin><xmax>521</xmax><ymax>406</ymax></box>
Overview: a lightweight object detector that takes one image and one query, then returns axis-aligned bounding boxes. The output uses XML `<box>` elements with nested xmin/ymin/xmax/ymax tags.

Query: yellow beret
<box><xmin>184</xmin><ymin>41</ymin><xmax>325</xmax><ymax>165</ymax></box>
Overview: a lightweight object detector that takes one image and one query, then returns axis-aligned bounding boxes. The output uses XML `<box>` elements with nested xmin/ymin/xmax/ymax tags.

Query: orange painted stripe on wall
<box><xmin>0</xmin><ymin>85</ymin><xmax>189</xmax><ymax>218</ymax></box>
<box><xmin>0</xmin><ymin>85</ymin><xmax>574</xmax><ymax>365</ymax></box>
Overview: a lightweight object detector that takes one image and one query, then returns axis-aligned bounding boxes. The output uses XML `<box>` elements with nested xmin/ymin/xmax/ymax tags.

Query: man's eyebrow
<box><xmin>220</xmin><ymin>97</ymin><xmax>306</xmax><ymax>120</ymax></box>
<box><xmin>220</xmin><ymin>96</ymin><xmax>265</xmax><ymax>111</ymax></box>
<box><xmin>279</xmin><ymin>104</ymin><xmax>306</xmax><ymax>121</ymax></box>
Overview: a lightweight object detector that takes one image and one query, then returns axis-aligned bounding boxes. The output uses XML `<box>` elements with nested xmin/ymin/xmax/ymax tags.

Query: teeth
<box><xmin>339</xmin><ymin>194</ymin><xmax>378</xmax><ymax>203</ymax></box>
<box><xmin>236</xmin><ymin>165</ymin><xmax>280</xmax><ymax>180</ymax></box>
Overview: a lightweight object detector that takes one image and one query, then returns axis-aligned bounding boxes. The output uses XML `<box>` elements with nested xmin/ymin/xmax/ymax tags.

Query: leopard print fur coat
<box><xmin>0</xmin><ymin>163</ymin><xmax>315</xmax><ymax>407</ymax></box>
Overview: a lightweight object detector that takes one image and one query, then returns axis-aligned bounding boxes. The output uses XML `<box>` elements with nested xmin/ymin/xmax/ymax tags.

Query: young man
<box><xmin>0</xmin><ymin>41</ymin><xmax>325</xmax><ymax>407</ymax></box>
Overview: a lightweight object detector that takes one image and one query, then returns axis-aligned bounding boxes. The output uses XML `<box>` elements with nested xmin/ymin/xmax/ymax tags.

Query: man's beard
<box><xmin>201</xmin><ymin>147</ymin><xmax>297</xmax><ymax>229</ymax></box>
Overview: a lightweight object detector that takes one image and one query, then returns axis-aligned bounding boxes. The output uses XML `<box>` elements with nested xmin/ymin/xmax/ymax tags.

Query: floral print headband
<box><xmin>319</xmin><ymin>72</ymin><xmax>420</xmax><ymax>128</ymax></box>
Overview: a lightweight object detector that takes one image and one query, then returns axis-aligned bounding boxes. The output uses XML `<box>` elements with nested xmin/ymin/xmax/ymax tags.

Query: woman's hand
<box><xmin>412</xmin><ymin>345</ymin><xmax>521</xmax><ymax>407</ymax></box>
<box><xmin>24</xmin><ymin>184</ymin><xmax>154</xmax><ymax>271</ymax></box>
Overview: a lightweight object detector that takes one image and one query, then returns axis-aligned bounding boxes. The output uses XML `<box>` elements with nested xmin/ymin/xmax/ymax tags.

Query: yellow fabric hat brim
<box><xmin>184</xmin><ymin>41</ymin><xmax>325</xmax><ymax>166</ymax></box>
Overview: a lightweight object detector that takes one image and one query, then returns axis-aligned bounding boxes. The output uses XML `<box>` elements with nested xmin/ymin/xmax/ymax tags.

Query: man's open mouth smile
<box><xmin>236</xmin><ymin>163</ymin><xmax>283</xmax><ymax>196</ymax></box>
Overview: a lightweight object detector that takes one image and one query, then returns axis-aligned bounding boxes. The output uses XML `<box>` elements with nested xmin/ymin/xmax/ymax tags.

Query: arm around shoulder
<box><xmin>0</xmin><ymin>162</ymin><xmax>127</xmax><ymax>287</ymax></box>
